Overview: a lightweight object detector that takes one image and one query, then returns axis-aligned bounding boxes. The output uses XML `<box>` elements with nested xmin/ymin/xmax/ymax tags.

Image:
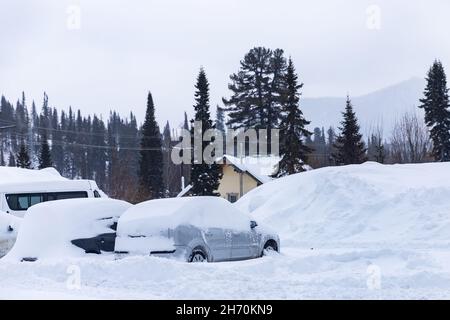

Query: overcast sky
<box><xmin>1</xmin><ymin>0</ymin><xmax>450</xmax><ymax>127</ymax></box>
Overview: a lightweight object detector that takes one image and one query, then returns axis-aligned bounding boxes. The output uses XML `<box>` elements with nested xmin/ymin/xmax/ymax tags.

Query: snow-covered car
<box><xmin>0</xmin><ymin>211</ymin><xmax>21</xmax><ymax>258</ymax></box>
<box><xmin>115</xmin><ymin>196</ymin><xmax>280</xmax><ymax>262</ymax></box>
<box><xmin>4</xmin><ymin>198</ymin><xmax>132</xmax><ymax>261</ymax></box>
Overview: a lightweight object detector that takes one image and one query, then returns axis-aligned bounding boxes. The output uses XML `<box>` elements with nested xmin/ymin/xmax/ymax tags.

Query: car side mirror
<box><xmin>250</xmin><ymin>220</ymin><xmax>258</xmax><ymax>229</ymax></box>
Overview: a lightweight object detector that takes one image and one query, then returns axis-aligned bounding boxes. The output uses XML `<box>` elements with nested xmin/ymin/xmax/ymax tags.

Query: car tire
<box><xmin>189</xmin><ymin>247</ymin><xmax>207</xmax><ymax>263</ymax></box>
<box><xmin>261</xmin><ymin>240</ymin><xmax>278</xmax><ymax>256</ymax></box>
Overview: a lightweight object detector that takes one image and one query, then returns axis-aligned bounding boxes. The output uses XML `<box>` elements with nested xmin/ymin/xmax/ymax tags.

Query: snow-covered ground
<box><xmin>2</xmin><ymin>162</ymin><xmax>450</xmax><ymax>299</ymax></box>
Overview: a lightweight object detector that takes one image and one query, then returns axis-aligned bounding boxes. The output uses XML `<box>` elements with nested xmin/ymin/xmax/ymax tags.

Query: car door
<box><xmin>231</xmin><ymin>230</ymin><xmax>253</xmax><ymax>260</ymax></box>
<box><xmin>203</xmin><ymin>228</ymin><xmax>231</xmax><ymax>261</ymax></box>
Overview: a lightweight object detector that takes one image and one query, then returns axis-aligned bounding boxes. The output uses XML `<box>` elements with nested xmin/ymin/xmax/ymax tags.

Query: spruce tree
<box><xmin>418</xmin><ymin>60</ymin><xmax>450</xmax><ymax>161</ymax></box>
<box><xmin>0</xmin><ymin>148</ymin><xmax>4</xmax><ymax>166</ymax></box>
<box><xmin>138</xmin><ymin>92</ymin><xmax>164</xmax><ymax>199</ymax></box>
<box><xmin>38</xmin><ymin>132</ymin><xmax>53</xmax><ymax>169</ymax></box>
<box><xmin>190</xmin><ymin>68</ymin><xmax>222</xmax><ymax>196</ymax></box>
<box><xmin>215</xmin><ymin>105</ymin><xmax>226</xmax><ymax>133</ymax></box>
<box><xmin>333</xmin><ymin>96</ymin><xmax>367</xmax><ymax>165</ymax></box>
<box><xmin>16</xmin><ymin>140</ymin><xmax>32</xmax><ymax>169</ymax></box>
<box><xmin>183</xmin><ymin>112</ymin><xmax>189</xmax><ymax>131</ymax></box>
<box><xmin>8</xmin><ymin>152</ymin><xmax>16</xmax><ymax>167</ymax></box>
<box><xmin>223</xmin><ymin>47</ymin><xmax>287</xmax><ymax>154</ymax></box>
<box><xmin>276</xmin><ymin>58</ymin><xmax>312</xmax><ymax>177</ymax></box>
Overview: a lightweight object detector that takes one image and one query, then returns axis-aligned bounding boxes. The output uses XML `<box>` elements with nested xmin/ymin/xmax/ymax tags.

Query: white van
<box><xmin>0</xmin><ymin>180</ymin><xmax>103</xmax><ymax>218</ymax></box>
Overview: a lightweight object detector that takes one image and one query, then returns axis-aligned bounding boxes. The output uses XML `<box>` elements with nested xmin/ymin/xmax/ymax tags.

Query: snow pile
<box><xmin>236</xmin><ymin>162</ymin><xmax>450</xmax><ymax>247</ymax></box>
<box><xmin>0</xmin><ymin>167</ymin><xmax>66</xmax><ymax>186</ymax></box>
<box><xmin>117</xmin><ymin>196</ymin><xmax>251</xmax><ymax>237</ymax></box>
<box><xmin>4</xmin><ymin>198</ymin><xmax>131</xmax><ymax>261</ymax></box>
<box><xmin>0</xmin><ymin>212</ymin><xmax>22</xmax><ymax>257</ymax></box>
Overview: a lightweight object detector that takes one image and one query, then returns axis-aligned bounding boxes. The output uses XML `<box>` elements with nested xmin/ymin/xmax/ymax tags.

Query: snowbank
<box><xmin>117</xmin><ymin>196</ymin><xmax>251</xmax><ymax>238</ymax></box>
<box><xmin>0</xmin><ymin>212</ymin><xmax>22</xmax><ymax>257</ymax></box>
<box><xmin>0</xmin><ymin>167</ymin><xmax>65</xmax><ymax>186</ymax></box>
<box><xmin>236</xmin><ymin>162</ymin><xmax>450</xmax><ymax>247</ymax></box>
<box><xmin>4</xmin><ymin>198</ymin><xmax>131</xmax><ymax>261</ymax></box>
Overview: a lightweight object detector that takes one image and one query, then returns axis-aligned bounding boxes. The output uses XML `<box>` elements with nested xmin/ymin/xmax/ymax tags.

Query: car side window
<box><xmin>94</xmin><ymin>190</ymin><xmax>101</xmax><ymax>198</ymax></box>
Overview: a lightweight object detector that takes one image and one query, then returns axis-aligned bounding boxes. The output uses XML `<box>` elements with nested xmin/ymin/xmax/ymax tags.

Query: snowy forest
<box><xmin>0</xmin><ymin>47</ymin><xmax>448</xmax><ymax>202</ymax></box>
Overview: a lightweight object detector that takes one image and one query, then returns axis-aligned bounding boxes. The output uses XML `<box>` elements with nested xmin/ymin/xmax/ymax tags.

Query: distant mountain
<box><xmin>301</xmin><ymin>77</ymin><xmax>425</xmax><ymax>136</ymax></box>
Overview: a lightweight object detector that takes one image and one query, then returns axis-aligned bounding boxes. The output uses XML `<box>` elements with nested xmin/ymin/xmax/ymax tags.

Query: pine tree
<box><xmin>190</xmin><ymin>68</ymin><xmax>222</xmax><ymax>196</ymax></box>
<box><xmin>16</xmin><ymin>140</ymin><xmax>32</xmax><ymax>169</ymax></box>
<box><xmin>0</xmin><ymin>148</ymin><xmax>4</xmax><ymax>166</ymax></box>
<box><xmin>215</xmin><ymin>105</ymin><xmax>226</xmax><ymax>133</ymax></box>
<box><xmin>418</xmin><ymin>60</ymin><xmax>450</xmax><ymax>161</ymax></box>
<box><xmin>138</xmin><ymin>92</ymin><xmax>164</xmax><ymax>199</ymax></box>
<box><xmin>38</xmin><ymin>132</ymin><xmax>53</xmax><ymax>169</ymax></box>
<box><xmin>183</xmin><ymin>112</ymin><xmax>189</xmax><ymax>131</ymax></box>
<box><xmin>8</xmin><ymin>152</ymin><xmax>16</xmax><ymax>167</ymax></box>
<box><xmin>223</xmin><ymin>47</ymin><xmax>287</xmax><ymax>154</ymax></box>
<box><xmin>90</xmin><ymin>115</ymin><xmax>107</xmax><ymax>188</ymax></box>
<box><xmin>333</xmin><ymin>96</ymin><xmax>367</xmax><ymax>165</ymax></box>
<box><xmin>367</xmin><ymin>132</ymin><xmax>385</xmax><ymax>163</ymax></box>
<box><xmin>326</xmin><ymin>126</ymin><xmax>336</xmax><ymax>165</ymax></box>
<box><xmin>276</xmin><ymin>58</ymin><xmax>311</xmax><ymax>177</ymax></box>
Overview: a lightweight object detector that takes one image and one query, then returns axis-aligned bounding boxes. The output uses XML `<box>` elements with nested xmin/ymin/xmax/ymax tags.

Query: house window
<box><xmin>227</xmin><ymin>193</ymin><xmax>238</xmax><ymax>203</ymax></box>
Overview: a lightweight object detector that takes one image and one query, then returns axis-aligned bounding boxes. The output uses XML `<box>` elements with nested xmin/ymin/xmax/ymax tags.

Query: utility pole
<box><xmin>0</xmin><ymin>125</ymin><xmax>16</xmax><ymax>166</ymax></box>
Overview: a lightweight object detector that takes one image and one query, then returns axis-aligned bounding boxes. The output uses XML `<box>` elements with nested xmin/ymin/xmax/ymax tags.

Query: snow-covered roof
<box><xmin>220</xmin><ymin>155</ymin><xmax>280</xmax><ymax>184</ymax></box>
<box><xmin>0</xmin><ymin>167</ymin><xmax>65</xmax><ymax>186</ymax></box>
<box><xmin>0</xmin><ymin>166</ymin><xmax>100</xmax><ymax>193</ymax></box>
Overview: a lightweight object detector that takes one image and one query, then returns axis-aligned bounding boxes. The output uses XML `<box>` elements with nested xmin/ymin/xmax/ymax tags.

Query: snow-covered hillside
<box><xmin>236</xmin><ymin>162</ymin><xmax>450</xmax><ymax>248</ymax></box>
<box><xmin>302</xmin><ymin>78</ymin><xmax>425</xmax><ymax>135</ymax></box>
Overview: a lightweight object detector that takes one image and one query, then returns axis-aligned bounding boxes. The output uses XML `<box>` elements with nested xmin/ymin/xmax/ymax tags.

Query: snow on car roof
<box><xmin>0</xmin><ymin>167</ymin><xmax>65</xmax><ymax>185</ymax></box>
<box><xmin>0</xmin><ymin>167</ymin><xmax>99</xmax><ymax>193</ymax></box>
<box><xmin>4</xmin><ymin>198</ymin><xmax>131</xmax><ymax>261</ymax></box>
<box><xmin>117</xmin><ymin>196</ymin><xmax>251</xmax><ymax>237</ymax></box>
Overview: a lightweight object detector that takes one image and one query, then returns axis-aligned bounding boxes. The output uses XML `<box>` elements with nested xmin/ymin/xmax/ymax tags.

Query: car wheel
<box><xmin>189</xmin><ymin>247</ymin><xmax>207</xmax><ymax>263</ymax></box>
<box><xmin>262</xmin><ymin>240</ymin><xmax>278</xmax><ymax>256</ymax></box>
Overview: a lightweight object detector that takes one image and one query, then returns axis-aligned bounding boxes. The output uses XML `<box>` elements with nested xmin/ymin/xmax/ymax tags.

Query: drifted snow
<box><xmin>236</xmin><ymin>161</ymin><xmax>450</xmax><ymax>247</ymax></box>
<box><xmin>2</xmin><ymin>162</ymin><xmax>450</xmax><ymax>299</ymax></box>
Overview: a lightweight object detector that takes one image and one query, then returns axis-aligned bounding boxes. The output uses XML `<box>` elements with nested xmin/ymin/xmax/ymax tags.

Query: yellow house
<box><xmin>217</xmin><ymin>155</ymin><xmax>274</xmax><ymax>203</ymax></box>
<box><xmin>177</xmin><ymin>155</ymin><xmax>280</xmax><ymax>202</ymax></box>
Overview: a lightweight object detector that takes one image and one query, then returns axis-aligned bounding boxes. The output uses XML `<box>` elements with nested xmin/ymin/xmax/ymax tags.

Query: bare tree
<box><xmin>367</xmin><ymin>123</ymin><xmax>386</xmax><ymax>163</ymax></box>
<box><xmin>389</xmin><ymin>111</ymin><xmax>432</xmax><ymax>163</ymax></box>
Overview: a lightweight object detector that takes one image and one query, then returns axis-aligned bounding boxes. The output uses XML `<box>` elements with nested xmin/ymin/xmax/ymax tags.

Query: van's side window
<box><xmin>94</xmin><ymin>190</ymin><xmax>101</xmax><ymax>198</ymax></box>
<box><xmin>6</xmin><ymin>191</ymin><xmax>88</xmax><ymax>211</ymax></box>
<box><xmin>17</xmin><ymin>195</ymin><xmax>29</xmax><ymax>210</ymax></box>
